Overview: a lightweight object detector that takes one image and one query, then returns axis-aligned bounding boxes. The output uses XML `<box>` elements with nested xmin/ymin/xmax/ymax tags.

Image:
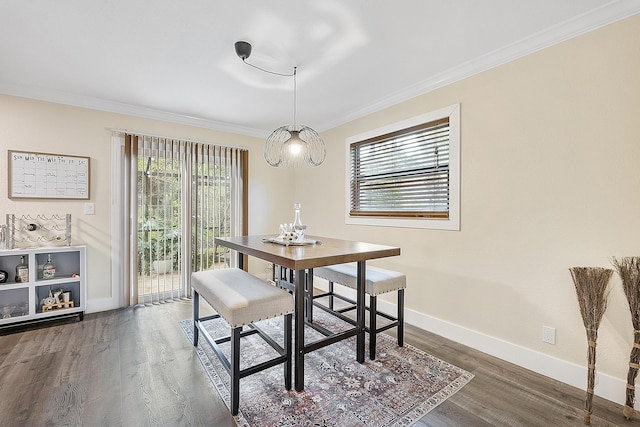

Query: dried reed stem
<box><xmin>612</xmin><ymin>257</ymin><xmax>640</xmax><ymax>420</ymax></box>
<box><xmin>570</xmin><ymin>266</ymin><xmax>613</xmax><ymax>425</ymax></box>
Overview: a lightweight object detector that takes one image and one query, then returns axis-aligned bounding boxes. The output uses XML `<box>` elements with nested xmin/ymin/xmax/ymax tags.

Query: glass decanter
<box><xmin>43</xmin><ymin>254</ymin><xmax>56</xmax><ymax>279</ymax></box>
<box><xmin>292</xmin><ymin>203</ymin><xmax>306</xmax><ymax>241</ymax></box>
<box><xmin>15</xmin><ymin>255</ymin><xmax>29</xmax><ymax>283</ymax></box>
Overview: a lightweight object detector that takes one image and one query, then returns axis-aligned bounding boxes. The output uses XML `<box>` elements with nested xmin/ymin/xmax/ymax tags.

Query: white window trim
<box><xmin>345</xmin><ymin>103</ymin><xmax>460</xmax><ymax>231</ymax></box>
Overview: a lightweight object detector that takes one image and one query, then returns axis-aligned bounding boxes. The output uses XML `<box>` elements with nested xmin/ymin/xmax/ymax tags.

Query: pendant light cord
<box><xmin>241</xmin><ymin>59</ymin><xmax>295</xmax><ymax>77</ymax></box>
<box><xmin>240</xmin><ymin>58</ymin><xmax>297</xmax><ymax>128</ymax></box>
<box><xmin>292</xmin><ymin>67</ymin><xmax>297</xmax><ymax>128</ymax></box>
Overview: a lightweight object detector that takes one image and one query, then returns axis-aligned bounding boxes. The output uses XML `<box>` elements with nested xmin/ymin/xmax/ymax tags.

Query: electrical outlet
<box><xmin>543</xmin><ymin>326</ymin><xmax>556</xmax><ymax>344</ymax></box>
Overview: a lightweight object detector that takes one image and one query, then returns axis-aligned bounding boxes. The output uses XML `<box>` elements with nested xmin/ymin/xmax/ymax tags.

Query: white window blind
<box><xmin>350</xmin><ymin>117</ymin><xmax>450</xmax><ymax>219</ymax></box>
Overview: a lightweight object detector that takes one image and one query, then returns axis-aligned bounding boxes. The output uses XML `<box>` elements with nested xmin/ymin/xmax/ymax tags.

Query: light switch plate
<box><xmin>542</xmin><ymin>325</ymin><xmax>556</xmax><ymax>344</ymax></box>
<box><xmin>83</xmin><ymin>202</ymin><xmax>95</xmax><ymax>215</ymax></box>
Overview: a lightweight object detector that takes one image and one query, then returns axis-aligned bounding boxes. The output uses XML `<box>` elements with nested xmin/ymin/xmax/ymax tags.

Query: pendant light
<box><xmin>235</xmin><ymin>41</ymin><xmax>326</xmax><ymax>168</ymax></box>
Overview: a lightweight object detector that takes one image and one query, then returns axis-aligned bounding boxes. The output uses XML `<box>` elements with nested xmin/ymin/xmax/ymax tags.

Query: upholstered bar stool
<box><xmin>314</xmin><ymin>263</ymin><xmax>406</xmax><ymax>360</ymax></box>
<box><xmin>192</xmin><ymin>268</ymin><xmax>294</xmax><ymax>416</ymax></box>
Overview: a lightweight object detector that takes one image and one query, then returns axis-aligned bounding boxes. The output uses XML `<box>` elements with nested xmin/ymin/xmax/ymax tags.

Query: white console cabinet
<box><xmin>0</xmin><ymin>245</ymin><xmax>86</xmax><ymax>327</ymax></box>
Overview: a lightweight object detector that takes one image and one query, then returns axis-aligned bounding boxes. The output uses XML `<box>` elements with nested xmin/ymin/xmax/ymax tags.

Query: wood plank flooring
<box><xmin>0</xmin><ymin>299</ymin><xmax>637</xmax><ymax>426</ymax></box>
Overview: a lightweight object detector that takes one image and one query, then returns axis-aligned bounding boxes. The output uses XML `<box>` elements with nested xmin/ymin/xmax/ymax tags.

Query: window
<box><xmin>346</xmin><ymin>104</ymin><xmax>460</xmax><ymax>230</ymax></box>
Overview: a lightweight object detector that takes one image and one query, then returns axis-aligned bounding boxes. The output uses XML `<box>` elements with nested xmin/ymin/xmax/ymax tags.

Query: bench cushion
<box><xmin>314</xmin><ymin>263</ymin><xmax>406</xmax><ymax>296</ymax></box>
<box><xmin>192</xmin><ymin>268</ymin><xmax>294</xmax><ymax>328</ymax></box>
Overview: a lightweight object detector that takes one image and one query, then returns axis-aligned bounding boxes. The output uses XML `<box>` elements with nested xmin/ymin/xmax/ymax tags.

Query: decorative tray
<box><xmin>262</xmin><ymin>237</ymin><xmax>321</xmax><ymax>246</ymax></box>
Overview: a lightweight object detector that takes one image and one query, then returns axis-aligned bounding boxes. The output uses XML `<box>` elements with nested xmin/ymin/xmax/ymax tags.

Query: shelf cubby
<box><xmin>0</xmin><ymin>245</ymin><xmax>86</xmax><ymax>327</ymax></box>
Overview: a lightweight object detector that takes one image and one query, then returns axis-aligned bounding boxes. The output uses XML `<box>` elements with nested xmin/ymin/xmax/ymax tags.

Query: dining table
<box><xmin>214</xmin><ymin>234</ymin><xmax>401</xmax><ymax>391</ymax></box>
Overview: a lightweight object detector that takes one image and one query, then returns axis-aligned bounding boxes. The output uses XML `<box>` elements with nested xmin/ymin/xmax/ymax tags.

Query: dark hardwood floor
<box><xmin>0</xmin><ymin>298</ymin><xmax>636</xmax><ymax>426</ymax></box>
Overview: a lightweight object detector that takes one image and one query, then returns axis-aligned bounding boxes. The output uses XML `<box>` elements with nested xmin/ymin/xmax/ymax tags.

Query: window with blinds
<box><xmin>350</xmin><ymin>118</ymin><xmax>450</xmax><ymax>218</ymax></box>
<box><xmin>346</xmin><ymin>104</ymin><xmax>460</xmax><ymax>230</ymax></box>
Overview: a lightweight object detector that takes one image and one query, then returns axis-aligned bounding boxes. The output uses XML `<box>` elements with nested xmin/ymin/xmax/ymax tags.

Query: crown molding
<box><xmin>0</xmin><ymin>83</ymin><xmax>269</xmax><ymax>138</ymax></box>
<box><xmin>318</xmin><ymin>1</ymin><xmax>640</xmax><ymax>132</ymax></box>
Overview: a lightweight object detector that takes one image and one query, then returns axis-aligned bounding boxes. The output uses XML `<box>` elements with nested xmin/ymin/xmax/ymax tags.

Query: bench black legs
<box><xmin>193</xmin><ymin>289</ymin><xmax>293</xmax><ymax>416</ymax></box>
<box><xmin>398</xmin><ymin>289</ymin><xmax>404</xmax><ymax>348</ymax></box>
<box><xmin>368</xmin><ymin>288</ymin><xmax>405</xmax><ymax>359</ymax></box>
<box><xmin>314</xmin><ymin>283</ymin><xmax>405</xmax><ymax>360</ymax></box>
<box><xmin>193</xmin><ymin>290</ymin><xmax>200</xmax><ymax>346</ymax></box>
<box><xmin>230</xmin><ymin>326</ymin><xmax>241</xmax><ymax>415</ymax></box>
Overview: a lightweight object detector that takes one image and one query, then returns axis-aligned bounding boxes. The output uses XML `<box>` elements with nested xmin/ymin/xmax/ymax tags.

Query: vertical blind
<box><xmin>190</xmin><ymin>143</ymin><xmax>246</xmax><ymax>273</ymax></box>
<box><xmin>136</xmin><ymin>136</ymin><xmax>184</xmax><ymax>305</ymax></box>
<box><xmin>349</xmin><ymin>117</ymin><xmax>450</xmax><ymax>219</ymax></box>
<box><xmin>114</xmin><ymin>131</ymin><xmax>247</xmax><ymax>306</ymax></box>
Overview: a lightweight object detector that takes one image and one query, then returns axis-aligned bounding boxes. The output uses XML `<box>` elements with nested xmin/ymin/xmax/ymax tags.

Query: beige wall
<box><xmin>1</xmin><ymin>13</ymin><xmax>638</xmax><ymax>402</ymax></box>
<box><xmin>296</xmin><ymin>14</ymin><xmax>640</xmax><ymax>400</ymax></box>
<box><xmin>0</xmin><ymin>95</ymin><xmax>293</xmax><ymax>306</ymax></box>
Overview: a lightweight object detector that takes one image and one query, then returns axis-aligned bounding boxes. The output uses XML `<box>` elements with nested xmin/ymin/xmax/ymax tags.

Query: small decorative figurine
<box><xmin>283</xmin><ymin>231</ymin><xmax>297</xmax><ymax>242</ymax></box>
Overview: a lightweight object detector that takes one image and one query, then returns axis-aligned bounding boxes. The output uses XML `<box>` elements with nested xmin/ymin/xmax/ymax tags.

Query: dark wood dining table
<box><xmin>214</xmin><ymin>235</ymin><xmax>401</xmax><ymax>391</ymax></box>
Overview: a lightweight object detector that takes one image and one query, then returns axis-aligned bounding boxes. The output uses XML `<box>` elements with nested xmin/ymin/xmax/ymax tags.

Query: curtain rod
<box><xmin>107</xmin><ymin>128</ymin><xmax>248</xmax><ymax>151</ymax></box>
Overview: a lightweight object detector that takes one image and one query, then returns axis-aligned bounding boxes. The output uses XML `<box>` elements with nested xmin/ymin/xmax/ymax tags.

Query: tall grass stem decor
<box><xmin>612</xmin><ymin>257</ymin><xmax>640</xmax><ymax>420</ymax></box>
<box><xmin>570</xmin><ymin>266</ymin><xmax>613</xmax><ymax>425</ymax></box>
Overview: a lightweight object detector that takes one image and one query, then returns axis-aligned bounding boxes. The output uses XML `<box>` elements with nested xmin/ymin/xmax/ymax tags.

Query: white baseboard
<box><xmin>313</xmin><ymin>280</ymin><xmax>625</xmax><ymax>405</ymax></box>
<box><xmin>86</xmin><ymin>297</ymin><xmax>119</xmax><ymax>314</ymax></box>
<box><xmin>403</xmin><ymin>305</ymin><xmax>625</xmax><ymax>405</ymax></box>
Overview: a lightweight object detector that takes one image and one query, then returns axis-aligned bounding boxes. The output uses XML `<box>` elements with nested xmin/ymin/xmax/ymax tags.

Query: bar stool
<box><xmin>192</xmin><ymin>268</ymin><xmax>294</xmax><ymax>416</ymax></box>
<box><xmin>314</xmin><ymin>263</ymin><xmax>405</xmax><ymax>360</ymax></box>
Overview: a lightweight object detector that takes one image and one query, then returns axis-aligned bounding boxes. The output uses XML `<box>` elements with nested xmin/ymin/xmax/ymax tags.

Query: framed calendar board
<box><xmin>8</xmin><ymin>150</ymin><xmax>90</xmax><ymax>199</ymax></box>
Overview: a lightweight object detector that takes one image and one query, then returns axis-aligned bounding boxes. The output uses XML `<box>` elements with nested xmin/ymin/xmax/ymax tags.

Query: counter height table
<box><xmin>215</xmin><ymin>235</ymin><xmax>400</xmax><ymax>391</ymax></box>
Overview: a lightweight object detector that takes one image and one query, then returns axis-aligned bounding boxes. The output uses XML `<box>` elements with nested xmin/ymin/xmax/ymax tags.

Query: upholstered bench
<box><xmin>313</xmin><ymin>263</ymin><xmax>405</xmax><ymax>360</ymax></box>
<box><xmin>192</xmin><ymin>268</ymin><xmax>294</xmax><ymax>416</ymax></box>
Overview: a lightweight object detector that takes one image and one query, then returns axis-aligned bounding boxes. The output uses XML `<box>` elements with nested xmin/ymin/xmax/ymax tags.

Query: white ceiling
<box><xmin>1</xmin><ymin>1</ymin><xmax>639</xmax><ymax>137</ymax></box>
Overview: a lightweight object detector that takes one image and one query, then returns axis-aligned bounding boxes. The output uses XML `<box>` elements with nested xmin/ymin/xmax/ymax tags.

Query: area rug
<box><xmin>180</xmin><ymin>312</ymin><xmax>473</xmax><ymax>427</ymax></box>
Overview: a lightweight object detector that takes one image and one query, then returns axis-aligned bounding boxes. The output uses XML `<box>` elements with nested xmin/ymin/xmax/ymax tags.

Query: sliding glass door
<box><xmin>112</xmin><ymin>131</ymin><xmax>247</xmax><ymax>307</ymax></box>
<box><xmin>137</xmin><ymin>147</ymin><xmax>183</xmax><ymax>304</ymax></box>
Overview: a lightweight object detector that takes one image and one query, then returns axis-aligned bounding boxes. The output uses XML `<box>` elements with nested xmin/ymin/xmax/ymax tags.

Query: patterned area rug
<box><xmin>179</xmin><ymin>311</ymin><xmax>473</xmax><ymax>427</ymax></box>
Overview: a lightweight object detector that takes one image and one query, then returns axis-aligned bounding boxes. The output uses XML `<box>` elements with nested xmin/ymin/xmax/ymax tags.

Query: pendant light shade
<box><xmin>265</xmin><ymin>125</ymin><xmax>326</xmax><ymax>167</ymax></box>
<box><xmin>235</xmin><ymin>41</ymin><xmax>326</xmax><ymax>168</ymax></box>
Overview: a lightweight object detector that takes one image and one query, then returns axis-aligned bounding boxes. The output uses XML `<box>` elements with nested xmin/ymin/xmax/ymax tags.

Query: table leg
<box><xmin>305</xmin><ymin>269</ymin><xmax>314</xmax><ymax>323</ymax></box>
<box><xmin>356</xmin><ymin>261</ymin><xmax>366</xmax><ymax>363</ymax></box>
<box><xmin>294</xmin><ymin>268</ymin><xmax>305</xmax><ymax>391</ymax></box>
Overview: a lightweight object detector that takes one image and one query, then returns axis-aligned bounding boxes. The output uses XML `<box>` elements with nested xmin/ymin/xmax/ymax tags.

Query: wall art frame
<box><xmin>8</xmin><ymin>150</ymin><xmax>90</xmax><ymax>200</ymax></box>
